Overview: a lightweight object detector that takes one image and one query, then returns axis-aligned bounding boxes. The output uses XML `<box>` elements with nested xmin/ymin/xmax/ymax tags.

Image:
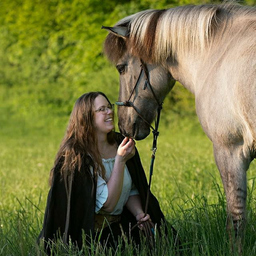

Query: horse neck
<box><xmin>168</xmin><ymin>55</ymin><xmax>202</xmax><ymax>95</ymax></box>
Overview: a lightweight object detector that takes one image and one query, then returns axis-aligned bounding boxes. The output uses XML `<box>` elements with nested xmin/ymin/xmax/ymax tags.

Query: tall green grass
<box><xmin>1</xmin><ymin>90</ymin><xmax>256</xmax><ymax>255</ymax></box>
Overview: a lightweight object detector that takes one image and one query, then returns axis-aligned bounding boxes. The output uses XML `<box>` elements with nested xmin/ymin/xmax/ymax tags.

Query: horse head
<box><xmin>103</xmin><ymin>25</ymin><xmax>175</xmax><ymax>140</ymax></box>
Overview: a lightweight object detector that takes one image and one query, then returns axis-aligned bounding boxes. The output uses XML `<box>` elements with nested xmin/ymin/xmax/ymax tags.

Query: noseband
<box><xmin>116</xmin><ymin>59</ymin><xmax>163</xmax><ymax>219</ymax></box>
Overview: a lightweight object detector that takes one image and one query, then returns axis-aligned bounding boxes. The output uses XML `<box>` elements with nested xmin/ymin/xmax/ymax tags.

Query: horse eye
<box><xmin>116</xmin><ymin>64</ymin><xmax>126</xmax><ymax>75</ymax></box>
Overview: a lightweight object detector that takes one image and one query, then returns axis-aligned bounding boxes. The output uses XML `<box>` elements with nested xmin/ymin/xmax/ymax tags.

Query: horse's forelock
<box><xmin>103</xmin><ymin>10</ymin><xmax>165</xmax><ymax>64</ymax></box>
<box><xmin>104</xmin><ymin>30</ymin><xmax>127</xmax><ymax>65</ymax></box>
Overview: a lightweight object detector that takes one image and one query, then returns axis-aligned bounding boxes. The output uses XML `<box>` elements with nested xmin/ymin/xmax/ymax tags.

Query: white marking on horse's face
<box><xmin>116</xmin><ymin>54</ymin><xmax>175</xmax><ymax>140</ymax></box>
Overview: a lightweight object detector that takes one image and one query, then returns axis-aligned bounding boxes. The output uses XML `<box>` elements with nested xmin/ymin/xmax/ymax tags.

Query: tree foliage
<box><xmin>0</xmin><ymin>0</ymin><xmax>254</xmax><ymax>120</ymax></box>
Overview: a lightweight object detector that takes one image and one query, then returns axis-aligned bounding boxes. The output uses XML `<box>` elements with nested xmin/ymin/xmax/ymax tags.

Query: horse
<box><xmin>102</xmin><ymin>2</ymin><xmax>256</xmax><ymax>252</ymax></box>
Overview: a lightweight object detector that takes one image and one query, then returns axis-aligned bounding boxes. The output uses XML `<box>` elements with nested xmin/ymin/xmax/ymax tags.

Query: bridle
<box><xmin>116</xmin><ymin>59</ymin><xmax>163</xmax><ymax>218</ymax></box>
<box><xmin>116</xmin><ymin>59</ymin><xmax>163</xmax><ymax>133</ymax></box>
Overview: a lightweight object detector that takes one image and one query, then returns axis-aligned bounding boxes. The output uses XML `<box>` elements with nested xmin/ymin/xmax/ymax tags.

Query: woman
<box><xmin>38</xmin><ymin>92</ymin><xmax>173</xmax><ymax>252</ymax></box>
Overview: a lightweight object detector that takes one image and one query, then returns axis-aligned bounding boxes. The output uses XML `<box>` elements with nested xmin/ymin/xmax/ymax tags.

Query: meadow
<box><xmin>1</xmin><ymin>82</ymin><xmax>256</xmax><ymax>256</ymax></box>
<box><xmin>1</xmin><ymin>1</ymin><xmax>256</xmax><ymax>254</ymax></box>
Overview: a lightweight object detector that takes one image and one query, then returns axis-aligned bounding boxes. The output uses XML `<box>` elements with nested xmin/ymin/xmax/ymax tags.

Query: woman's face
<box><xmin>93</xmin><ymin>95</ymin><xmax>114</xmax><ymax>135</ymax></box>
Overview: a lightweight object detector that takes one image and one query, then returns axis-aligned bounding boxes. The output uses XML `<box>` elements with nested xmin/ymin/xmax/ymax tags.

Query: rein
<box><xmin>115</xmin><ymin>59</ymin><xmax>162</xmax><ymax>224</ymax></box>
<box><xmin>144</xmin><ymin>103</ymin><xmax>161</xmax><ymax>217</ymax></box>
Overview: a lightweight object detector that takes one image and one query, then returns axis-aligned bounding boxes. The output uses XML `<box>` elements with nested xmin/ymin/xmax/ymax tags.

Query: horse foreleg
<box><xmin>213</xmin><ymin>144</ymin><xmax>250</xmax><ymax>254</ymax></box>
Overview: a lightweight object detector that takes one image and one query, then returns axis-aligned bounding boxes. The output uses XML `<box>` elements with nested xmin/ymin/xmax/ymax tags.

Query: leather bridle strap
<box><xmin>140</xmin><ymin>59</ymin><xmax>162</xmax><ymax>107</ymax></box>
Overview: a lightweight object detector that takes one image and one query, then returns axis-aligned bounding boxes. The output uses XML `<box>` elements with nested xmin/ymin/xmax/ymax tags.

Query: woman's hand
<box><xmin>116</xmin><ymin>137</ymin><xmax>135</xmax><ymax>163</ymax></box>
<box><xmin>136</xmin><ymin>213</ymin><xmax>151</xmax><ymax>230</ymax></box>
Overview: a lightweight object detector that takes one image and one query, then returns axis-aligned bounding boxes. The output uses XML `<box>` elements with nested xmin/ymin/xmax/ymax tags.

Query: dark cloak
<box><xmin>38</xmin><ymin>133</ymin><xmax>173</xmax><ymax>251</ymax></box>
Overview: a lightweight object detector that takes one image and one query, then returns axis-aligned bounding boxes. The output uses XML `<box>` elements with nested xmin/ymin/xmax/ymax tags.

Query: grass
<box><xmin>1</xmin><ymin>92</ymin><xmax>256</xmax><ymax>255</ymax></box>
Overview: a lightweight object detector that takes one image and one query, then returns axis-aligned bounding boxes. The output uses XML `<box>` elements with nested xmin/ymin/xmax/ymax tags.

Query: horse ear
<box><xmin>101</xmin><ymin>26</ymin><xmax>129</xmax><ymax>39</ymax></box>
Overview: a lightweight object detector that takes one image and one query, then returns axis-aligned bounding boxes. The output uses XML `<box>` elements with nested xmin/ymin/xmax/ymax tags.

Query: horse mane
<box><xmin>104</xmin><ymin>2</ymin><xmax>255</xmax><ymax>64</ymax></box>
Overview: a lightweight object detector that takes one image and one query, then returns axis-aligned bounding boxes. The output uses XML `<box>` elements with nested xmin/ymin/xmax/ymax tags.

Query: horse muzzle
<box><xmin>118</xmin><ymin>119</ymin><xmax>150</xmax><ymax>140</ymax></box>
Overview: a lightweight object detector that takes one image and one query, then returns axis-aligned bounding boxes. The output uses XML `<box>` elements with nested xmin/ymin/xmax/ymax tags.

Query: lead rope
<box><xmin>132</xmin><ymin>103</ymin><xmax>162</xmax><ymax>231</ymax></box>
<box><xmin>143</xmin><ymin>103</ymin><xmax>162</xmax><ymax>216</ymax></box>
<box><xmin>115</xmin><ymin>59</ymin><xmax>163</xmax><ymax>231</ymax></box>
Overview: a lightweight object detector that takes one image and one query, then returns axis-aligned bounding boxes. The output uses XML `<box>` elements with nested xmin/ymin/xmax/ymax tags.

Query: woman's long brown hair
<box><xmin>49</xmin><ymin>92</ymin><xmax>115</xmax><ymax>185</ymax></box>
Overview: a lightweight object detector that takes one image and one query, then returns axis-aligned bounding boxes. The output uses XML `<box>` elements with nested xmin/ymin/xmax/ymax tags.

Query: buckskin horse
<box><xmin>102</xmin><ymin>2</ymin><xmax>256</xmax><ymax>252</ymax></box>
